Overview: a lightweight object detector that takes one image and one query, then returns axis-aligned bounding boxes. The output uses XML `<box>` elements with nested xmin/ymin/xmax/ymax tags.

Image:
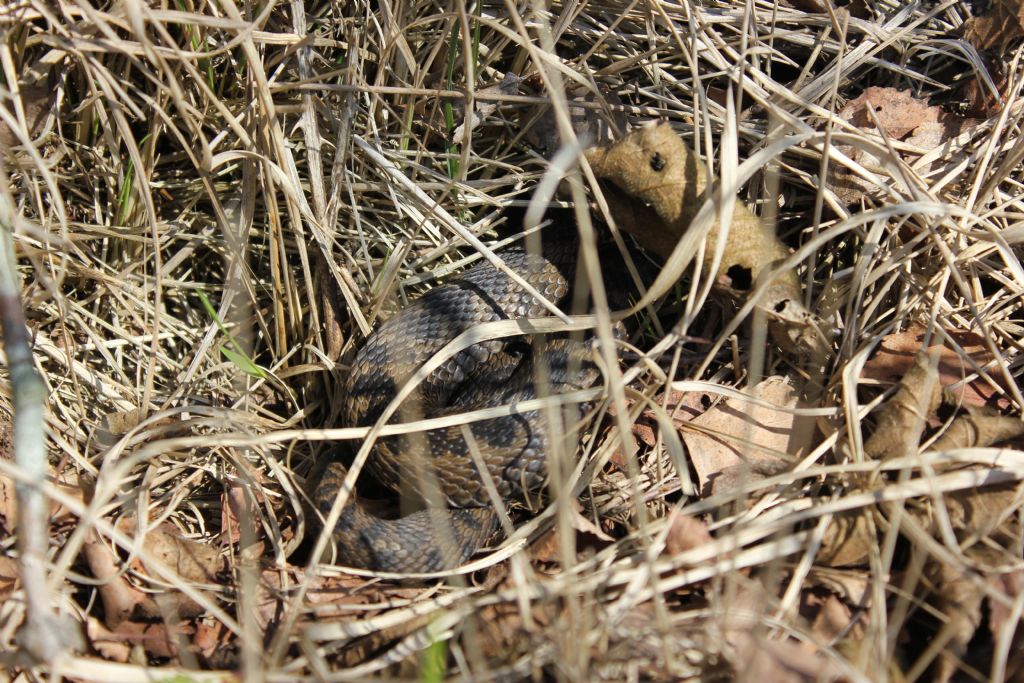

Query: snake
<box><xmin>314</xmin><ymin>235</ymin><xmax>607</xmax><ymax>573</ymax></box>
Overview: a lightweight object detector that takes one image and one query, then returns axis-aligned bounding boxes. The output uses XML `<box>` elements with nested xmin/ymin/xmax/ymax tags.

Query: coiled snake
<box><xmin>315</xmin><ymin>237</ymin><xmax>605</xmax><ymax>572</ymax></box>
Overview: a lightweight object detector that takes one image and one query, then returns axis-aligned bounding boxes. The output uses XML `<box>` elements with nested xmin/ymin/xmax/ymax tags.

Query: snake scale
<box><xmin>315</xmin><ymin>235</ymin><xmax>606</xmax><ymax>572</ymax></box>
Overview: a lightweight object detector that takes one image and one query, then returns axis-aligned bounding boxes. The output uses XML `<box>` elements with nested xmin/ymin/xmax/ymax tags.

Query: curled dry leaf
<box><xmin>864</xmin><ymin>350</ymin><xmax>942</xmax><ymax>461</ymax></box>
<box><xmin>927</xmin><ymin>547</ymin><xmax>997</xmax><ymax>683</ymax></box>
<box><xmin>929</xmin><ymin>406</ymin><xmax>1024</xmax><ymax>452</ymax></box>
<box><xmin>826</xmin><ymin>87</ymin><xmax>980</xmax><ymax>203</ymax></box>
<box><xmin>962</xmin><ymin>0</ymin><xmax>1024</xmax><ymax>54</ymax></box>
<box><xmin>585</xmin><ymin>122</ymin><xmax>826</xmax><ymax>356</ymax></box>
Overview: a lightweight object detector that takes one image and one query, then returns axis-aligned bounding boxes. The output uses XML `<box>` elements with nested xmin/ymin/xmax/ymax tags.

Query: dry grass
<box><xmin>1</xmin><ymin>0</ymin><xmax>1023</xmax><ymax>680</ymax></box>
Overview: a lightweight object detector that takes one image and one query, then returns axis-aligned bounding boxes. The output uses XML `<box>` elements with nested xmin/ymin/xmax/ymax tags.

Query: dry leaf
<box><xmin>0</xmin><ymin>555</ymin><xmax>19</xmax><ymax>600</ymax></box>
<box><xmin>680</xmin><ymin>376</ymin><xmax>803</xmax><ymax>494</ymax></box>
<box><xmin>0</xmin><ymin>84</ymin><xmax>54</xmax><ymax>150</ymax></box>
<box><xmin>84</xmin><ymin>525</ymin><xmax>227</xmax><ymax>628</ymax></box>
<box><xmin>664</xmin><ymin>512</ymin><xmax>712</xmax><ymax>556</ymax></box>
<box><xmin>862</xmin><ymin>324</ymin><xmax>1010</xmax><ymax>409</ymax></box>
<box><xmin>728</xmin><ymin>630</ymin><xmax>843</xmax><ymax>682</ymax></box>
<box><xmin>864</xmin><ymin>350</ymin><xmax>942</xmax><ymax>461</ymax></box>
<box><xmin>808</xmin><ymin>569</ymin><xmax>872</xmax><ymax>609</ymax></box>
<box><xmin>929</xmin><ymin>406</ymin><xmax>1024</xmax><ymax>452</ymax></box>
<box><xmin>586</xmin><ymin>122</ymin><xmax>826</xmax><ymax>355</ymax></box>
<box><xmin>826</xmin><ymin>88</ymin><xmax>980</xmax><ymax>203</ymax></box>
<box><xmin>530</xmin><ymin>500</ymin><xmax>613</xmax><ymax>564</ymax></box>
<box><xmin>801</xmin><ymin>589</ymin><xmax>864</xmax><ymax>644</ymax></box>
<box><xmin>0</xmin><ymin>472</ymin><xmax>84</xmax><ymax>531</ymax></box>
<box><xmin>86</xmin><ymin>616</ymin><xmax>188</xmax><ymax>662</ymax></box>
<box><xmin>818</xmin><ymin>508</ymin><xmax>875</xmax><ymax>568</ymax></box>
<box><xmin>961</xmin><ymin>58</ymin><xmax>1009</xmax><ymax>117</ymax></box>
<box><xmin>928</xmin><ymin>551</ymin><xmax>988</xmax><ymax>683</ymax></box>
<box><xmin>962</xmin><ymin>0</ymin><xmax>1024</xmax><ymax>54</ymax></box>
<box><xmin>987</xmin><ymin>568</ymin><xmax>1024</xmax><ymax>643</ymax></box>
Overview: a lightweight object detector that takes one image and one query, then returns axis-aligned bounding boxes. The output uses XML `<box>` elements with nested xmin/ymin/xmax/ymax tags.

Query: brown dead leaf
<box><xmin>680</xmin><ymin>376</ymin><xmax>803</xmax><ymax>495</ymax></box>
<box><xmin>664</xmin><ymin>512</ymin><xmax>712</xmax><ymax>556</ymax></box>
<box><xmin>586</xmin><ymin>122</ymin><xmax>826</xmax><ymax>356</ymax></box>
<box><xmin>86</xmin><ymin>616</ymin><xmax>189</xmax><ymax>662</ymax></box>
<box><xmin>961</xmin><ymin>58</ymin><xmax>1009</xmax><ymax>117</ymax></box>
<box><xmin>987</xmin><ymin>568</ymin><xmax>1024</xmax><ymax>642</ymax></box>
<box><xmin>530</xmin><ymin>500</ymin><xmax>612</xmax><ymax>564</ymax></box>
<box><xmin>818</xmin><ymin>508</ymin><xmax>875</xmax><ymax>568</ymax></box>
<box><xmin>827</xmin><ymin>88</ymin><xmax>980</xmax><ymax>203</ymax></box>
<box><xmin>801</xmin><ymin>589</ymin><xmax>864</xmax><ymax>644</ymax></box>
<box><xmin>0</xmin><ymin>84</ymin><xmax>54</xmax><ymax>150</ymax></box>
<box><xmin>0</xmin><ymin>555</ymin><xmax>18</xmax><ymax>600</ymax></box>
<box><xmin>141</xmin><ymin>527</ymin><xmax>227</xmax><ymax>586</ymax></box>
<box><xmin>864</xmin><ymin>350</ymin><xmax>942</xmax><ymax>461</ymax></box>
<box><xmin>729</xmin><ymin>630</ymin><xmax>843</xmax><ymax>682</ymax></box>
<box><xmin>962</xmin><ymin>0</ymin><xmax>1024</xmax><ymax>54</ymax></box>
<box><xmin>83</xmin><ymin>531</ymin><xmax>153</xmax><ymax>628</ymax></box>
<box><xmin>862</xmin><ymin>324</ymin><xmax>1010</xmax><ymax>409</ymax></box>
<box><xmin>85</xmin><ymin>524</ymin><xmax>227</xmax><ymax>628</ymax></box>
<box><xmin>0</xmin><ymin>472</ymin><xmax>85</xmax><ymax>533</ymax></box>
<box><xmin>928</xmin><ymin>550</ymin><xmax>989</xmax><ymax>683</ymax></box>
<box><xmin>929</xmin><ymin>406</ymin><xmax>1024</xmax><ymax>452</ymax></box>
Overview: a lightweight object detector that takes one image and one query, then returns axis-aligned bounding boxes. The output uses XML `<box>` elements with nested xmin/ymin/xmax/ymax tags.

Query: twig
<box><xmin>0</xmin><ymin>217</ymin><xmax>80</xmax><ymax>662</ymax></box>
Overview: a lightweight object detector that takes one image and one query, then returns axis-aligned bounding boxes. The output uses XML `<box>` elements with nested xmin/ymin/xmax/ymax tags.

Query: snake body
<box><xmin>316</xmin><ymin>238</ymin><xmax>602</xmax><ymax>572</ymax></box>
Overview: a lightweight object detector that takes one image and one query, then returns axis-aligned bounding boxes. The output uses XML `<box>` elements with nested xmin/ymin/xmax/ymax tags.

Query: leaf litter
<box><xmin>2</xmin><ymin>1</ymin><xmax>1024</xmax><ymax>681</ymax></box>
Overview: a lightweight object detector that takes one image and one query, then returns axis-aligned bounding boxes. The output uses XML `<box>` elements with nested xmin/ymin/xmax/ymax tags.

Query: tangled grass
<box><xmin>1</xmin><ymin>0</ymin><xmax>1023</xmax><ymax>680</ymax></box>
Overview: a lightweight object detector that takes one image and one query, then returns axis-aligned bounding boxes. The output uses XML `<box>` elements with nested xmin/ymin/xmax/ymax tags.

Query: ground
<box><xmin>1</xmin><ymin>1</ymin><xmax>1023</xmax><ymax>681</ymax></box>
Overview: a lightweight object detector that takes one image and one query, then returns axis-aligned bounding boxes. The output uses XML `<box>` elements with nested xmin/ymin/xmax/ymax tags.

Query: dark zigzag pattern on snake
<box><xmin>315</xmin><ymin>239</ymin><xmax>605</xmax><ymax>573</ymax></box>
